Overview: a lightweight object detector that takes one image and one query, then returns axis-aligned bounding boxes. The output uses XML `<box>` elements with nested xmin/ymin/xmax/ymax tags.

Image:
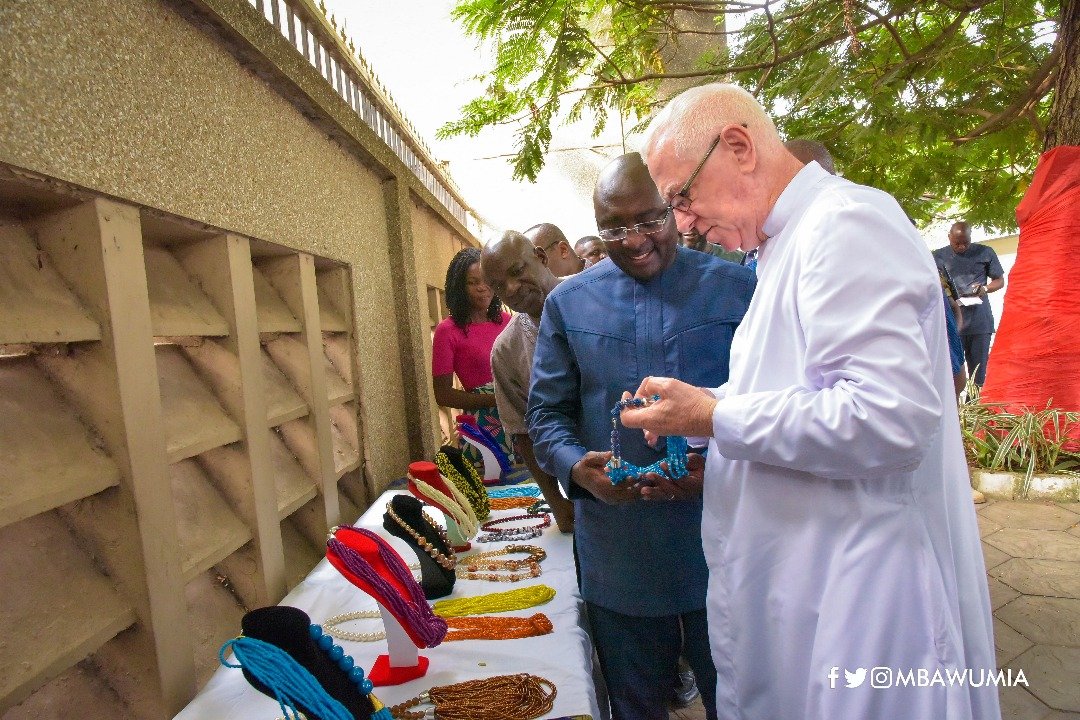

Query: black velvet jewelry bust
<box><xmin>382</xmin><ymin>494</ymin><xmax>456</xmax><ymax>600</ymax></box>
<box><xmin>240</xmin><ymin>605</ymin><xmax>375</xmax><ymax>720</ymax></box>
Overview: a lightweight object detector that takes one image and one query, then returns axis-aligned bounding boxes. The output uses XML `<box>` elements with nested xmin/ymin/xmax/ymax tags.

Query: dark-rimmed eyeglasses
<box><xmin>598</xmin><ymin>208</ymin><xmax>672</xmax><ymax>242</ymax></box>
<box><xmin>668</xmin><ymin>124</ymin><xmax>746</xmax><ymax>213</ymax></box>
<box><xmin>669</xmin><ymin>135</ymin><xmax>722</xmax><ymax>213</ymax></box>
<box><xmin>540</xmin><ymin>238</ymin><xmax>563</xmax><ymax>252</ymax></box>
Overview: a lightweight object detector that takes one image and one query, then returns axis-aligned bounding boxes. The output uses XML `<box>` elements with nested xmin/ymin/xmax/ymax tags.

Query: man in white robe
<box><xmin>621</xmin><ymin>83</ymin><xmax>999</xmax><ymax>719</ymax></box>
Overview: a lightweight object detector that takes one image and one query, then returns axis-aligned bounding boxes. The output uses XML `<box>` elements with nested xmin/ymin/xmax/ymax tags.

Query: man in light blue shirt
<box><xmin>526</xmin><ymin>153</ymin><xmax>754</xmax><ymax>720</ymax></box>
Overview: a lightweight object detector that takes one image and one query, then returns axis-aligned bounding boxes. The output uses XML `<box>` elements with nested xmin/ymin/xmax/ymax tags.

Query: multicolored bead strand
<box><xmin>477</xmin><ymin>513</ymin><xmax>551</xmax><ymax>542</ymax></box>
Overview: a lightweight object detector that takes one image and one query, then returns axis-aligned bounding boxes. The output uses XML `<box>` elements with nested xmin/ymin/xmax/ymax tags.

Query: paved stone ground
<box><xmin>671</xmin><ymin>499</ymin><xmax>1080</xmax><ymax>720</ymax></box>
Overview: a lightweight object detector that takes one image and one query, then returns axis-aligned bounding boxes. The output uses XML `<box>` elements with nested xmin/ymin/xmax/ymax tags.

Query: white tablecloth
<box><xmin>175</xmin><ymin>488</ymin><xmax>601</xmax><ymax>720</ymax></box>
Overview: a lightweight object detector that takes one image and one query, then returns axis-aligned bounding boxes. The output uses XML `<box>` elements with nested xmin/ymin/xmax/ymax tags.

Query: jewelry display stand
<box><xmin>236</xmin><ymin>606</ymin><xmax>381</xmax><ymax>719</ymax></box>
<box><xmin>456</xmin><ymin>415</ymin><xmax>508</xmax><ymax>483</ymax></box>
<box><xmin>434</xmin><ymin>445</ymin><xmax>490</xmax><ymax>520</ymax></box>
<box><xmin>406</xmin><ymin>461</ymin><xmax>473</xmax><ymax>551</ymax></box>
<box><xmin>383</xmin><ymin>495</ymin><xmax>457</xmax><ymax>599</ymax></box>
<box><xmin>326</xmin><ymin>526</ymin><xmax>448</xmax><ymax>688</ymax></box>
<box><xmin>369</xmin><ymin>605</ymin><xmax>428</xmax><ymax>686</ymax></box>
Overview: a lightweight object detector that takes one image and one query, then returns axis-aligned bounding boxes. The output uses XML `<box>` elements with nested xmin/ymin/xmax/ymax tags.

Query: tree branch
<box><xmin>855</xmin><ymin>0</ymin><xmax>911</xmax><ymax>59</ymax></box>
<box><xmin>754</xmin><ymin>0</ymin><xmax>781</xmax><ymax>95</ymax></box>
<box><xmin>582</xmin><ymin>4</ymin><xmax>914</xmax><ymax>87</ymax></box>
<box><xmin>952</xmin><ymin>42</ymin><xmax>1060</xmax><ymax>143</ymax></box>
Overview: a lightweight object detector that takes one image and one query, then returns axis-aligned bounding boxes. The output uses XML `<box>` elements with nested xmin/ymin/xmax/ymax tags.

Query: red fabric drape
<box><xmin>981</xmin><ymin>145</ymin><xmax>1080</xmax><ymax>434</ymax></box>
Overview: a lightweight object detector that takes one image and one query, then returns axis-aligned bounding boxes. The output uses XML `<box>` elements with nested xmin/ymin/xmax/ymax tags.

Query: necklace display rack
<box><xmin>326</xmin><ymin>525</ymin><xmax>447</xmax><ymax>686</ymax></box>
<box><xmin>406</xmin><ymin>460</ymin><xmax>476</xmax><ymax>551</ymax></box>
<box><xmin>435</xmin><ymin>445</ymin><xmax>491</xmax><ymax>520</ymax></box>
<box><xmin>382</xmin><ymin>494</ymin><xmax>457</xmax><ymax>599</ymax></box>
<box><xmin>222</xmin><ymin>605</ymin><xmax>392</xmax><ymax>720</ymax></box>
<box><xmin>607</xmin><ymin>394</ymin><xmax>690</xmax><ymax>485</ymax></box>
<box><xmin>456</xmin><ymin>414</ymin><xmax>511</xmax><ymax>484</ymax></box>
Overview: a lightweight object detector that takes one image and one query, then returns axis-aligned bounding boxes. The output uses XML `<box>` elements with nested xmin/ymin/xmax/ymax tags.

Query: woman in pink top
<box><xmin>432</xmin><ymin>248</ymin><xmax>511</xmax><ymax>460</ymax></box>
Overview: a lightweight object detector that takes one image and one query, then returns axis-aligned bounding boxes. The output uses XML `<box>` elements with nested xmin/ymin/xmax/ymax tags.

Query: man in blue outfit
<box><xmin>526</xmin><ymin>153</ymin><xmax>755</xmax><ymax>720</ymax></box>
<box><xmin>933</xmin><ymin>221</ymin><xmax>1005</xmax><ymax>386</ymax></box>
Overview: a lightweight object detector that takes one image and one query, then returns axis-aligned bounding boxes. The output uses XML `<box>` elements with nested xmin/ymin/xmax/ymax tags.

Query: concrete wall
<box><xmin>410</xmin><ymin>195</ymin><xmax>473</xmax><ymax>441</ymax></box>
<box><xmin>0</xmin><ymin>0</ymin><xmax>432</xmax><ymax>484</ymax></box>
<box><xmin>0</xmin><ymin>0</ymin><xmax>478</xmax><ymax>714</ymax></box>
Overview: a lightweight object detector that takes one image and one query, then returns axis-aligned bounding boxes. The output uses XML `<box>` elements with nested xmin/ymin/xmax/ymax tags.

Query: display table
<box><xmin>174</xmin><ymin>487</ymin><xmax>601</xmax><ymax>720</ymax></box>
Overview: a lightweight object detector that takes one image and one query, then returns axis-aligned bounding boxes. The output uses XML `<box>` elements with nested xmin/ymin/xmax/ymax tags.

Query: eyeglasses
<box><xmin>669</xmin><ymin>135</ymin><xmax>722</xmax><ymax>213</ymax></box>
<box><xmin>597</xmin><ymin>208</ymin><xmax>672</xmax><ymax>242</ymax></box>
<box><xmin>540</xmin><ymin>238</ymin><xmax>563</xmax><ymax>252</ymax></box>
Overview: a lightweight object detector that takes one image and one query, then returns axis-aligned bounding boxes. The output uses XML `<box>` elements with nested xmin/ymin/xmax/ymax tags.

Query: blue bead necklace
<box><xmin>220</xmin><ymin>625</ymin><xmax>392</xmax><ymax>720</ymax></box>
<box><xmin>487</xmin><ymin>485</ymin><xmax>541</xmax><ymax>499</ymax></box>
<box><xmin>606</xmin><ymin>394</ymin><xmax>690</xmax><ymax>485</ymax></box>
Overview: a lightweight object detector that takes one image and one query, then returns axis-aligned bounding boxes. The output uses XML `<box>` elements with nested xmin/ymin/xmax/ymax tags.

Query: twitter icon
<box><xmin>845</xmin><ymin>668</ymin><xmax>867</xmax><ymax>688</ymax></box>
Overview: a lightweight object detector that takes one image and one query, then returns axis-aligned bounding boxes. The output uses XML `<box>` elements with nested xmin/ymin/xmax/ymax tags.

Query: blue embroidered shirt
<box><xmin>526</xmin><ymin>247</ymin><xmax>755</xmax><ymax>616</ymax></box>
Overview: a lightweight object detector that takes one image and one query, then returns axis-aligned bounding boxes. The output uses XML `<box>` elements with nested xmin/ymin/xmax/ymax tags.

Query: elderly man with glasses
<box><xmin>619</xmin><ymin>83</ymin><xmax>999</xmax><ymax>720</ymax></box>
<box><xmin>526</xmin><ymin>152</ymin><xmax>755</xmax><ymax>720</ymax></box>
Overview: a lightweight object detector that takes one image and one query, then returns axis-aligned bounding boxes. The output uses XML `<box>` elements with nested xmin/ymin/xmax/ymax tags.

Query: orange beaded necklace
<box><xmin>444</xmin><ymin>612</ymin><xmax>554</xmax><ymax>642</ymax></box>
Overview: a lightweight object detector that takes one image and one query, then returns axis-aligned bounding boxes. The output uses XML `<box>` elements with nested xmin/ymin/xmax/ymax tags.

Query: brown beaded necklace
<box><xmin>389</xmin><ymin>673</ymin><xmax>556</xmax><ymax>720</ymax></box>
<box><xmin>456</xmin><ymin>545</ymin><xmax>546</xmax><ymax>582</ymax></box>
<box><xmin>384</xmin><ymin>502</ymin><xmax>457</xmax><ymax>570</ymax></box>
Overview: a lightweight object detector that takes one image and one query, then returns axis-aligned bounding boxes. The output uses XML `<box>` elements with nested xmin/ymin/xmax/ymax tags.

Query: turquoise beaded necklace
<box><xmin>606</xmin><ymin>394</ymin><xmax>690</xmax><ymax>484</ymax></box>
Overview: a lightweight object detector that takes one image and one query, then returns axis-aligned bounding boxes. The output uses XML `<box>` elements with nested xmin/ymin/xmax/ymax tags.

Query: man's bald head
<box><xmin>593</xmin><ymin>152</ymin><xmax>664</xmax><ymax>210</ymax></box>
<box><xmin>948</xmin><ymin>221</ymin><xmax>971</xmax><ymax>254</ymax></box>
<box><xmin>643</xmin><ymin>83</ymin><xmax>785</xmax><ymax>167</ymax></box>
<box><xmin>784</xmin><ymin>138</ymin><xmax>836</xmax><ymax>175</ymax></box>
<box><xmin>593</xmin><ymin>153</ymin><xmax>679</xmax><ymax>282</ymax></box>
<box><xmin>524</xmin><ymin>223</ymin><xmax>582</xmax><ymax>277</ymax></box>
<box><xmin>481</xmin><ymin>229</ymin><xmax>558</xmax><ymax>318</ymax></box>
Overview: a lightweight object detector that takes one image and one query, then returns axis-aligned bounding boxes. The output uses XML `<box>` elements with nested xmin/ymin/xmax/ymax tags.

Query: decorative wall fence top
<box><xmin>249</xmin><ymin>0</ymin><xmax>482</xmax><ymax>235</ymax></box>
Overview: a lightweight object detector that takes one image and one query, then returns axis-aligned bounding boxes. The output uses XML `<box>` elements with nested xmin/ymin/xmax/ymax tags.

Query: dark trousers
<box><xmin>586</xmin><ymin>601</ymin><xmax>718</xmax><ymax>720</ymax></box>
<box><xmin>962</xmin><ymin>333</ymin><xmax>993</xmax><ymax>385</ymax></box>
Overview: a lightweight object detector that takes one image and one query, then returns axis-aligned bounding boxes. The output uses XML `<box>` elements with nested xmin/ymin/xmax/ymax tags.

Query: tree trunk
<box><xmin>1044</xmin><ymin>0</ymin><xmax>1080</xmax><ymax>148</ymax></box>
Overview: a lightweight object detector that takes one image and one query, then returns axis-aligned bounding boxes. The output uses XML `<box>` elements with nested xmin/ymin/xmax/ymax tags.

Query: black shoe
<box><xmin>671</xmin><ymin>669</ymin><xmax>700</xmax><ymax>708</ymax></box>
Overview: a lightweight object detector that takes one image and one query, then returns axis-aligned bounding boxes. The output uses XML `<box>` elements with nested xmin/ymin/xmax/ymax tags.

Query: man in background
<box><xmin>680</xmin><ymin>228</ymin><xmax>745</xmax><ymax>264</ymax></box>
<box><xmin>480</xmin><ymin>231</ymin><xmax>575</xmax><ymax>532</ymax></box>
<box><xmin>574</xmin><ymin>235</ymin><xmax>608</xmax><ymax>268</ymax></box>
<box><xmin>525</xmin><ymin>223</ymin><xmax>584</xmax><ymax>277</ymax></box>
<box><xmin>784</xmin><ymin>138</ymin><xmax>837</xmax><ymax>175</ymax></box>
<box><xmin>933</xmin><ymin>221</ymin><xmax>1005</xmax><ymax>386</ymax></box>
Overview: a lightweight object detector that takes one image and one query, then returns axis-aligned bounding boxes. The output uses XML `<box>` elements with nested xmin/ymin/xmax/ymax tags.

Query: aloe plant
<box><xmin>957</xmin><ymin>379</ymin><xmax>1080</xmax><ymax>497</ymax></box>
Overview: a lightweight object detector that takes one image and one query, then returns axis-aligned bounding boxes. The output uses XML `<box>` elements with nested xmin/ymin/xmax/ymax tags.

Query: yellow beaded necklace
<box><xmin>432</xmin><ymin>584</ymin><xmax>556</xmax><ymax>618</ymax></box>
<box><xmin>435</xmin><ymin>451</ymin><xmax>490</xmax><ymax>520</ymax></box>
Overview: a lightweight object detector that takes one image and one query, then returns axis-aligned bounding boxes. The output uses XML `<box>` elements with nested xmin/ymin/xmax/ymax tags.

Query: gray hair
<box><xmin>642</xmin><ymin>83</ymin><xmax>781</xmax><ymax>165</ymax></box>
